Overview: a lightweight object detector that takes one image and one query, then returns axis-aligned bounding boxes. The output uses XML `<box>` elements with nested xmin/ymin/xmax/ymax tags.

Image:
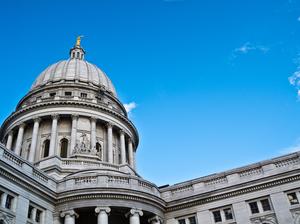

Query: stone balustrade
<box><xmin>161</xmin><ymin>151</ymin><xmax>300</xmax><ymax>201</ymax></box>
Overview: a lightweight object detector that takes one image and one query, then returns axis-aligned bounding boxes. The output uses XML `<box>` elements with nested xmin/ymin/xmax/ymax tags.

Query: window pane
<box><xmin>287</xmin><ymin>192</ymin><xmax>299</xmax><ymax>205</ymax></box>
<box><xmin>213</xmin><ymin>210</ymin><xmax>222</xmax><ymax>222</ymax></box>
<box><xmin>189</xmin><ymin>217</ymin><xmax>196</xmax><ymax>224</ymax></box>
<box><xmin>260</xmin><ymin>199</ymin><xmax>271</xmax><ymax>212</ymax></box>
<box><xmin>36</xmin><ymin>209</ymin><xmax>41</xmax><ymax>222</ymax></box>
<box><xmin>249</xmin><ymin>202</ymin><xmax>259</xmax><ymax>214</ymax></box>
<box><xmin>5</xmin><ymin>195</ymin><xmax>13</xmax><ymax>209</ymax></box>
<box><xmin>28</xmin><ymin>205</ymin><xmax>34</xmax><ymax>219</ymax></box>
<box><xmin>224</xmin><ymin>208</ymin><xmax>233</xmax><ymax>220</ymax></box>
<box><xmin>178</xmin><ymin>219</ymin><xmax>186</xmax><ymax>224</ymax></box>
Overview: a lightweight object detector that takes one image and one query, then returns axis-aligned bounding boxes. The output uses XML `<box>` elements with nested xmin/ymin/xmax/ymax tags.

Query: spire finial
<box><xmin>76</xmin><ymin>35</ymin><xmax>84</xmax><ymax>47</ymax></box>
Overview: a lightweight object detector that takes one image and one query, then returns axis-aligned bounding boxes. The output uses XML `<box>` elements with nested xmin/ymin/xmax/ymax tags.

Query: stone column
<box><xmin>120</xmin><ymin>130</ymin><xmax>126</xmax><ymax>164</ymax></box>
<box><xmin>0</xmin><ymin>192</ymin><xmax>7</xmax><ymax>208</ymax></box>
<box><xmin>70</xmin><ymin>114</ymin><xmax>78</xmax><ymax>155</ymax></box>
<box><xmin>49</xmin><ymin>114</ymin><xmax>59</xmax><ymax>157</ymax></box>
<box><xmin>128</xmin><ymin>139</ymin><xmax>134</xmax><ymax>168</ymax></box>
<box><xmin>133</xmin><ymin>151</ymin><xmax>137</xmax><ymax>170</ymax></box>
<box><xmin>107</xmin><ymin>122</ymin><xmax>113</xmax><ymax>163</ymax></box>
<box><xmin>28</xmin><ymin>117</ymin><xmax>41</xmax><ymax>162</ymax></box>
<box><xmin>6</xmin><ymin>131</ymin><xmax>13</xmax><ymax>150</ymax></box>
<box><xmin>60</xmin><ymin>210</ymin><xmax>78</xmax><ymax>224</ymax></box>
<box><xmin>15</xmin><ymin>123</ymin><xmax>26</xmax><ymax>156</ymax></box>
<box><xmin>95</xmin><ymin>207</ymin><xmax>111</xmax><ymax>224</ymax></box>
<box><xmin>148</xmin><ymin>216</ymin><xmax>163</xmax><ymax>224</ymax></box>
<box><xmin>126</xmin><ymin>209</ymin><xmax>143</xmax><ymax>224</ymax></box>
<box><xmin>91</xmin><ymin>117</ymin><xmax>97</xmax><ymax>150</ymax></box>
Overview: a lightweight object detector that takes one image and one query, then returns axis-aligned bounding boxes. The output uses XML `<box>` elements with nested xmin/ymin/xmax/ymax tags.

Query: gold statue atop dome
<box><xmin>76</xmin><ymin>35</ymin><xmax>84</xmax><ymax>46</ymax></box>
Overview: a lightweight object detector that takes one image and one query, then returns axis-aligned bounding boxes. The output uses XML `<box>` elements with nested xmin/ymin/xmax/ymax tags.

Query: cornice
<box><xmin>165</xmin><ymin>173</ymin><xmax>300</xmax><ymax>212</ymax></box>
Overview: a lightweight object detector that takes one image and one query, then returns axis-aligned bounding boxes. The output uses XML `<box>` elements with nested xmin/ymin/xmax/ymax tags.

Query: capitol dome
<box><xmin>30</xmin><ymin>39</ymin><xmax>117</xmax><ymax>97</ymax></box>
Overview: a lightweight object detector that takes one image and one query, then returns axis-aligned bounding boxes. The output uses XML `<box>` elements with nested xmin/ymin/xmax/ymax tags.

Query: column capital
<box><xmin>60</xmin><ymin>210</ymin><xmax>79</xmax><ymax>218</ymax></box>
<box><xmin>8</xmin><ymin>130</ymin><xmax>14</xmax><ymax>135</ymax></box>
<box><xmin>33</xmin><ymin>117</ymin><xmax>41</xmax><ymax>123</ymax></box>
<box><xmin>51</xmin><ymin>114</ymin><xmax>60</xmax><ymax>120</ymax></box>
<box><xmin>126</xmin><ymin>208</ymin><xmax>143</xmax><ymax>217</ymax></box>
<box><xmin>18</xmin><ymin>123</ymin><xmax>26</xmax><ymax>129</ymax></box>
<box><xmin>106</xmin><ymin>122</ymin><xmax>113</xmax><ymax>128</ymax></box>
<box><xmin>148</xmin><ymin>216</ymin><xmax>163</xmax><ymax>224</ymax></box>
<box><xmin>90</xmin><ymin>116</ymin><xmax>97</xmax><ymax>122</ymax></box>
<box><xmin>95</xmin><ymin>206</ymin><xmax>111</xmax><ymax>214</ymax></box>
<box><xmin>71</xmin><ymin>114</ymin><xmax>79</xmax><ymax>120</ymax></box>
<box><xmin>119</xmin><ymin>129</ymin><xmax>125</xmax><ymax>135</ymax></box>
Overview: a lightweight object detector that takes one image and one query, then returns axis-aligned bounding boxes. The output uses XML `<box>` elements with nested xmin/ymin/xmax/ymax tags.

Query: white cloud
<box><xmin>234</xmin><ymin>42</ymin><xmax>269</xmax><ymax>54</ymax></box>
<box><xmin>298</xmin><ymin>16</ymin><xmax>300</xmax><ymax>21</ymax></box>
<box><xmin>123</xmin><ymin>102</ymin><xmax>137</xmax><ymax>113</ymax></box>
<box><xmin>288</xmin><ymin>55</ymin><xmax>300</xmax><ymax>98</ymax></box>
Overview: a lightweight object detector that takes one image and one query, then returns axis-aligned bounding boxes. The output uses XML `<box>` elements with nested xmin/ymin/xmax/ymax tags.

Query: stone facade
<box><xmin>0</xmin><ymin>40</ymin><xmax>299</xmax><ymax>224</ymax></box>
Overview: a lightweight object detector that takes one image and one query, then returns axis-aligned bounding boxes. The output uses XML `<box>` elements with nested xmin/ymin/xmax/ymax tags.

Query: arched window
<box><xmin>60</xmin><ymin>138</ymin><xmax>68</xmax><ymax>158</ymax></box>
<box><xmin>43</xmin><ymin>139</ymin><xmax>50</xmax><ymax>158</ymax></box>
<box><xmin>96</xmin><ymin>142</ymin><xmax>101</xmax><ymax>153</ymax></box>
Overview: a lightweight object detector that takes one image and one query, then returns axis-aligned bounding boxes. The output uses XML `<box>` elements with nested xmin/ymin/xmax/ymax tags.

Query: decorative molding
<box><xmin>60</xmin><ymin>209</ymin><xmax>79</xmax><ymax>218</ymax></box>
<box><xmin>95</xmin><ymin>207</ymin><xmax>111</xmax><ymax>214</ymax></box>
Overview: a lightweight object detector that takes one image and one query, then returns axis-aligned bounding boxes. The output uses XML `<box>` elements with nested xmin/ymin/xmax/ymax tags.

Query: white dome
<box><xmin>31</xmin><ymin>58</ymin><xmax>117</xmax><ymax>96</ymax></box>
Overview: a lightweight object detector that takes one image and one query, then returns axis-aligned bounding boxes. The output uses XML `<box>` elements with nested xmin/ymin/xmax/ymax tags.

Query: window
<box><xmin>249</xmin><ymin>202</ymin><xmax>259</xmax><ymax>214</ymax></box>
<box><xmin>177</xmin><ymin>216</ymin><xmax>197</xmax><ymax>224</ymax></box>
<box><xmin>49</xmin><ymin>92</ymin><xmax>56</xmax><ymax>97</ymax></box>
<box><xmin>213</xmin><ymin>211</ymin><xmax>222</xmax><ymax>222</ymax></box>
<box><xmin>260</xmin><ymin>199</ymin><xmax>271</xmax><ymax>212</ymax></box>
<box><xmin>77</xmin><ymin>52</ymin><xmax>80</xmax><ymax>58</ymax></box>
<box><xmin>36</xmin><ymin>209</ymin><xmax>42</xmax><ymax>222</ymax></box>
<box><xmin>28</xmin><ymin>205</ymin><xmax>34</xmax><ymax>219</ymax></box>
<box><xmin>188</xmin><ymin>217</ymin><xmax>196</xmax><ymax>224</ymax></box>
<box><xmin>248</xmin><ymin>197</ymin><xmax>273</xmax><ymax>215</ymax></box>
<box><xmin>60</xmin><ymin>138</ymin><xmax>68</xmax><ymax>158</ymax></box>
<box><xmin>178</xmin><ymin>219</ymin><xmax>185</xmax><ymax>224</ymax></box>
<box><xmin>212</xmin><ymin>207</ymin><xmax>234</xmax><ymax>223</ymax></box>
<box><xmin>65</xmin><ymin>91</ymin><xmax>72</xmax><ymax>96</ymax></box>
<box><xmin>43</xmin><ymin>139</ymin><xmax>50</xmax><ymax>158</ymax></box>
<box><xmin>287</xmin><ymin>192</ymin><xmax>299</xmax><ymax>205</ymax></box>
<box><xmin>5</xmin><ymin>195</ymin><xmax>13</xmax><ymax>210</ymax></box>
<box><xmin>80</xmin><ymin>93</ymin><xmax>88</xmax><ymax>98</ymax></box>
<box><xmin>223</xmin><ymin>208</ymin><xmax>233</xmax><ymax>220</ymax></box>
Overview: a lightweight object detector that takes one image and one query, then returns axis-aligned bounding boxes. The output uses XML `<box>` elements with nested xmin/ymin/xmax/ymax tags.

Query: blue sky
<box><xmin>1</xmin><ymin>0</ymin><xmax>300</xmax><ymax>186</ymax></box>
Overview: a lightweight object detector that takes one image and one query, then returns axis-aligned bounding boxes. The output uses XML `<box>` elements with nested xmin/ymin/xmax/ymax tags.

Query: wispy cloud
<box><xmin>288</xmin><ymin>55</ymin><xmax>300</xmax><ymax>98</ymax></box>
<box><xmin>124</xmin><ymin>102</ymin><xmax>137</xmax><ymax>113</ymax></box>
<box><xmin>234</xmin><ymin>42</ymin><xmax>269</xmax><ymax>54</ymax></box>
<box><xmin>280</xmin><ymin>138</ymin><xmax>300</xmax><ymax>154</ymax></box>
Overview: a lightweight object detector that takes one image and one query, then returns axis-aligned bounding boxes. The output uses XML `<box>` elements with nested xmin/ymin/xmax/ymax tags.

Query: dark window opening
<box><xmin>213</xmin><ymin>211</ymin><xmax>222</xmax><ymax>222</ymax></box>
<box><xmin>178</xmin><ymin>219</ymin><xmax>186</xmax><ymax>224</ymax></box>
<box><xmin>49</xmin><ymin>92</ymin><xmax>56</xmax><ymax>97</ymax></box>
<box><xmin>36</xmin><ymin>209</ymin><xmax>42</xmax><ymax>222</ymax></box>
<box><xmin>43</xmin><ymin>140</ymin><xmax>50</xmax><ymax>158</ymax></box>
<box><xmin>60</xmin><ymin>138</ymin><xmax>68</xmax><ymax>158</ymax></box>
<box><xmin>224</xmin><ymin>208</ymin><xmax>233</xmax><ymax>220</ymax></box>
<box><xmin>249</xmin><ymin>202</ymin><xmax>259</xmax><ymax>214</ymax></box>
<box><xmin>261</xmin><ymin>199</ymin><xmax>271</xmax><ymax>212</ymax></box>
<box><xmin>81</xmin><ymin>93</ymin><xmax>88</xmax><ymax>98</ymax></box>
<box><xmin>28</xmin><ymin>205</ymin><xmax>34</xmax><ymax>219</ymax></box>
<box><xmin>188</xmin><ymin>217</ymin><xmax>196</xmax><ymax>224</ymax></box>
<box><xmin>65</xmin><ymin>92</ymin><xmax>72</xmax><ymax>96</ymax></box>
<box><xmin>5</xmin><ymin>195</ymin><xmax>13</xmax><ymax>210</ymax></box>
<box><xmin>288</xmin><ymin>192</ymin><xmax>299</xmax><ymax>205</ymax></box>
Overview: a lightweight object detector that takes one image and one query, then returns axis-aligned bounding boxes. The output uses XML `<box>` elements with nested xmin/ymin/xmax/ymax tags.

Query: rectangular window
<box><xmin>28</xmin><ymin>205</ymin><xmax>34</xmax><ymax>219</ymax></box>
<box><xmin>288</xmin><ymin>192</ymin><xmax>299</xmax><ymax>205</ymax></box>
<box><xmin>223</xmin><ymin>208</ymin><xmax>233</xmax><ymax>220</ymax></box>
<box><xmin>36</xmin><ymin>209</ymin><xmax>42</xmax><ymax>222</ymax></box>
<box><xmin>249</xmin><ymin>202</ymin><xmax>259</xmax><ymax>214</ymax></box>
<box><xmin>178</xmin><ymin>219</ymin><xmax>186</xmax><ymax>224</ymax></box>
<box><xmin>188</xmin><ymin>217</ymin><xmax>197</xmax><ymax>224</ymax></box>
<box><xmin>5</xmin><ymin>195</ymin><xmax>13</xmax><ymax>210</ymax></box>
<box><xmin>65</xmin><ymin>92</ymin><xmax>72</xmax><ymax>96</ymax></box>
<box><xmin>213</xmin><ymin>210</ymin><xmax>222</xmax><ymax>222</ymax></box>
<box><xmin>49</xmin><ymin>92</ymin><xmax>56</xmax><ymax>97</ymax></box>
<box><xmin>260</xmin><ymin>199</ymin><xmax>271</xmax><ymax>212</ymax></box>
<box><xmin>81</xmin><ymin>93</ymin><xmax>88</xmax><ymax>98</ymax></box>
